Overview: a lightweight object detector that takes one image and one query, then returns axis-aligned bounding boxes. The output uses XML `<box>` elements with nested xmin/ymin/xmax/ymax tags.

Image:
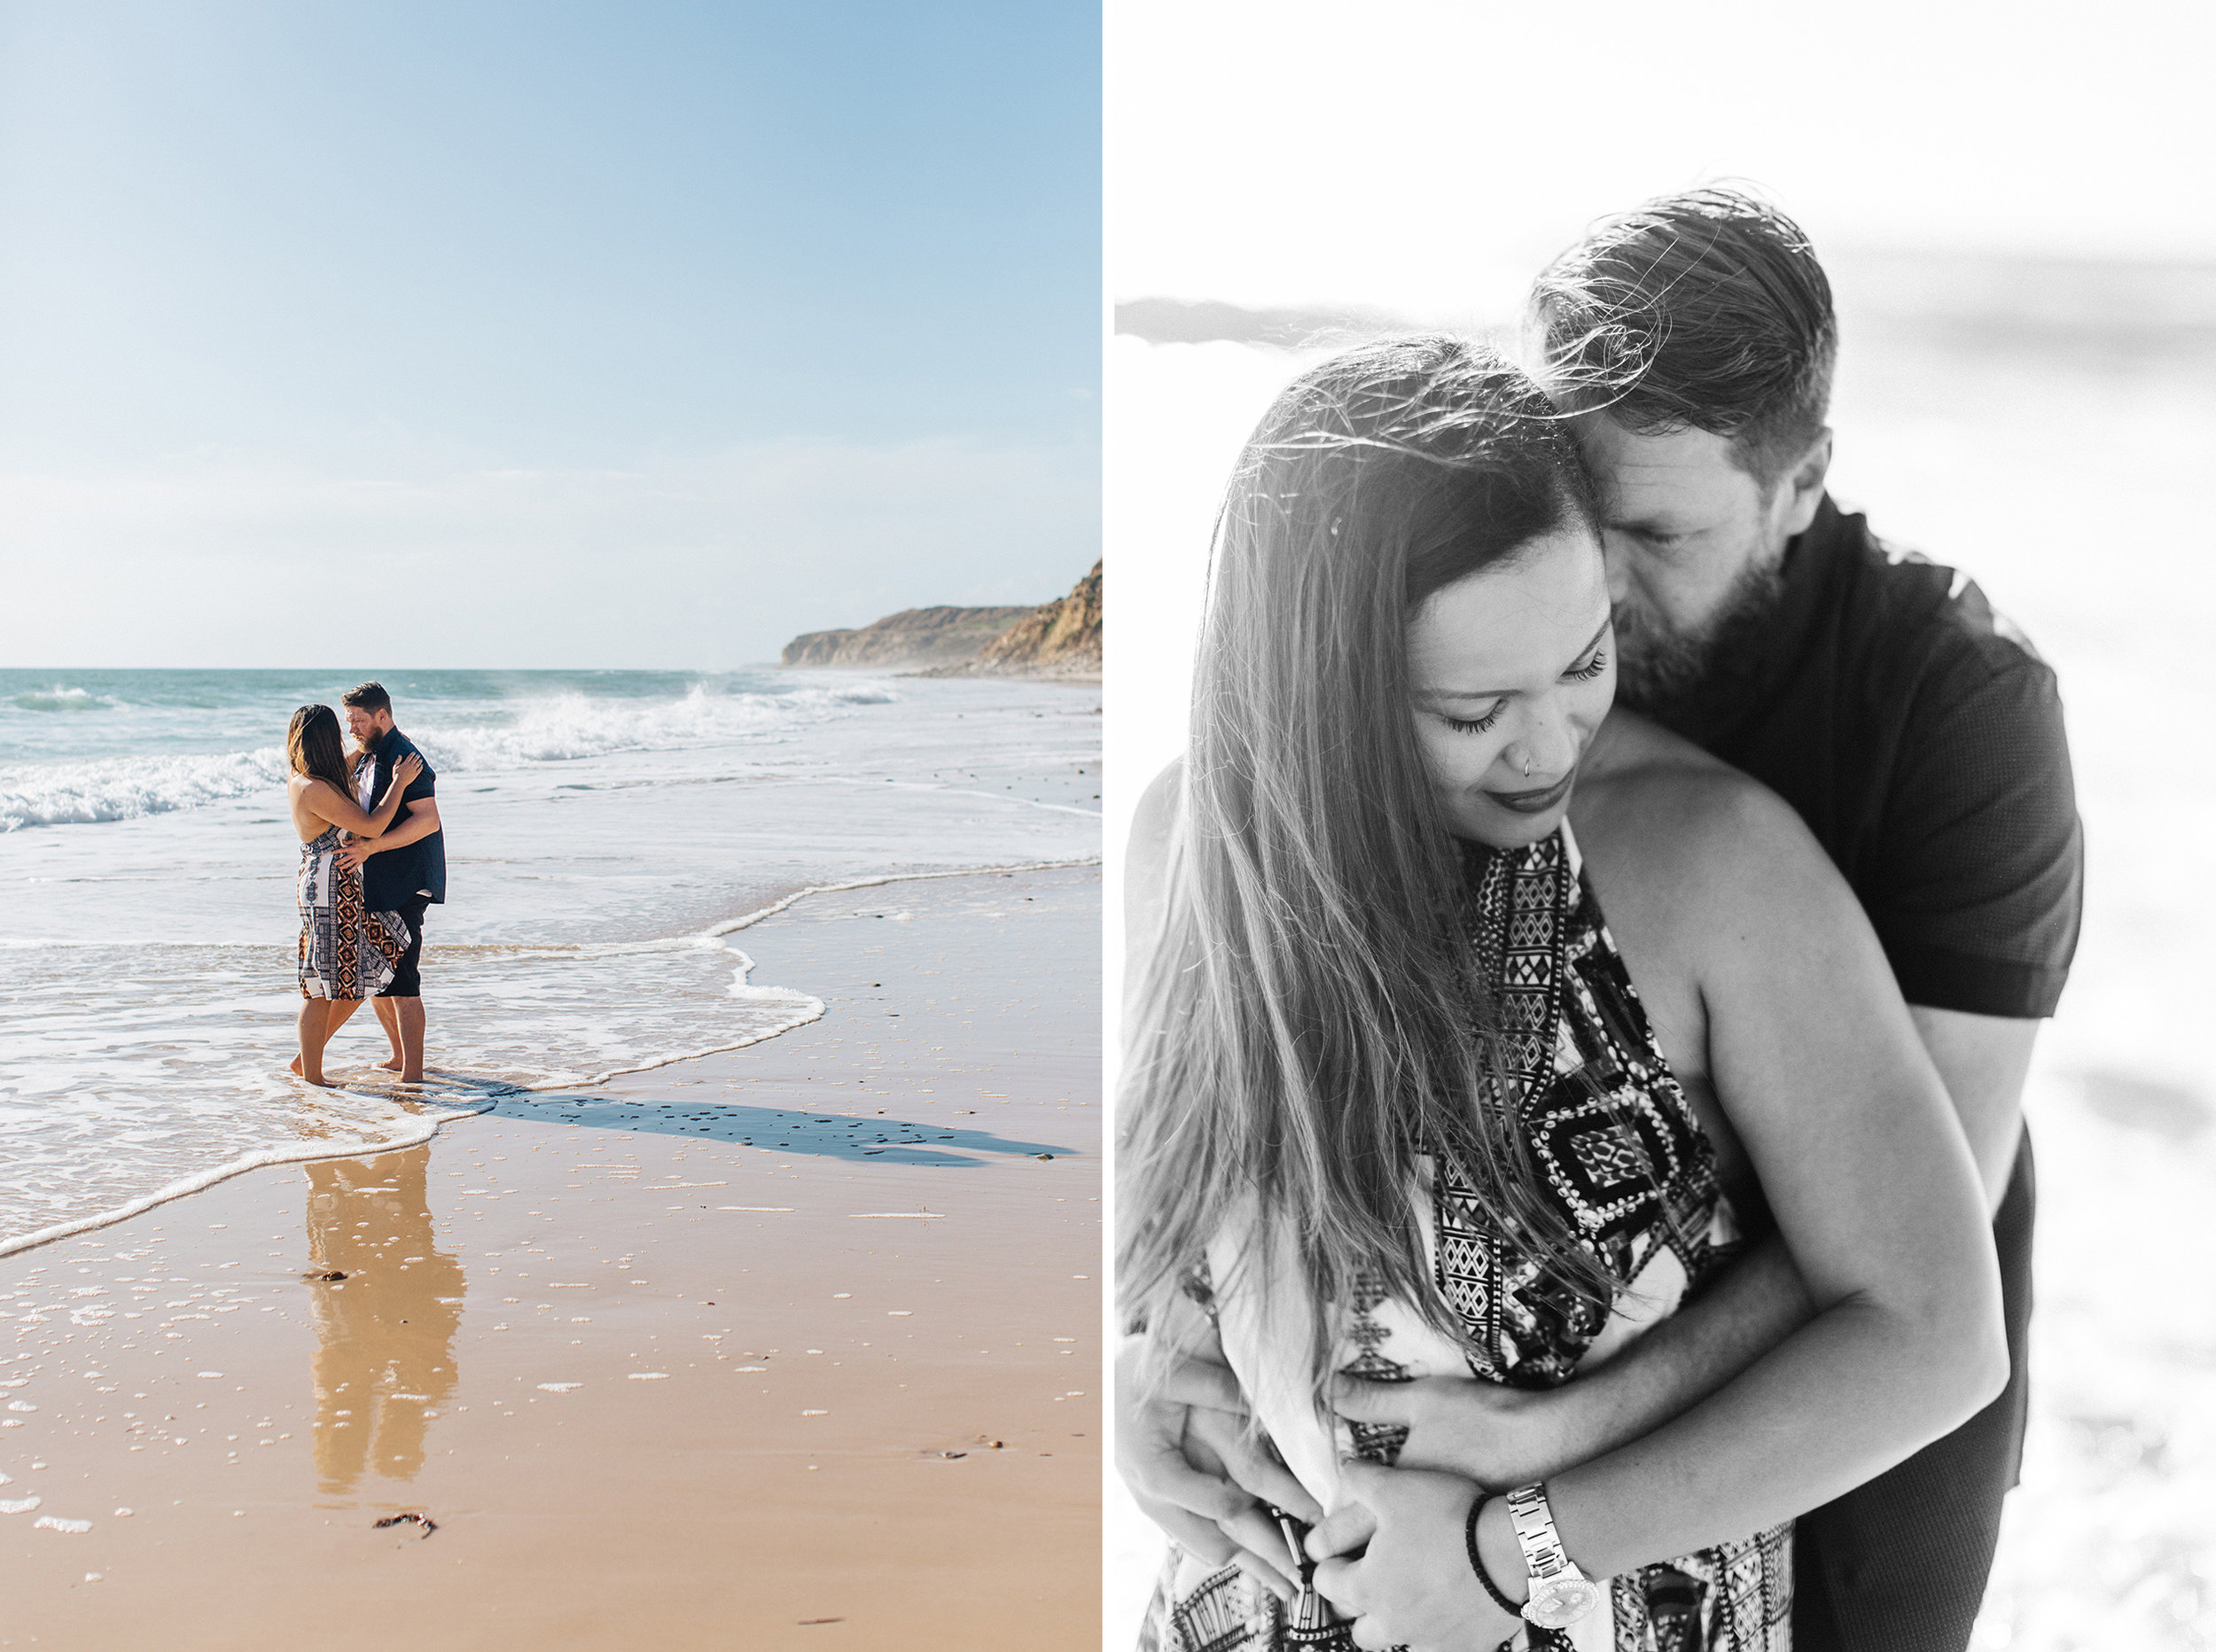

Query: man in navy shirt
<box><xmin>335</xmin><ymin>681</ymin><xmax>446</xmax><ymax>1084</ymax></box>
<box><xmin>1502</xmin><ymin>189</ymin><xmax>2079</xmax><ymax>1650</ymax></box>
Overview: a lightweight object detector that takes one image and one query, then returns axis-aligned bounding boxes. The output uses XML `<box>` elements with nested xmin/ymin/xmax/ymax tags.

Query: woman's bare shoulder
<box><xmin>1121</xmin><ymin>757</ymin><xmax>1190</xmax><ymax>1008</ymax></box>
<box><xmin>1128</xmin><ymin>759</ymin><xmax>1184</xmax><ymax>878</ymax></box>
<box><xmin>1126</xmin><ymin>757</ymin><xmax>1185</xmax><ymax>941</ymax></box>
<box><xmin>1574</xmin><ymin>712</ymin><xmax>1839</xmax><ymax>916</ymax></box>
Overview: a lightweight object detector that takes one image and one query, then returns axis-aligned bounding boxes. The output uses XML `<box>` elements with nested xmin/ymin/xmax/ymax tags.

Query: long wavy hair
<box><xmin>1118</xmin><ymin>335</ymin><xmax>1617</xmax><ymax>1392</ymax></box>
<box><xmin>286</xmin><ymin>705</ymin><xmax>351</xmax><ymax>794</ymax></box>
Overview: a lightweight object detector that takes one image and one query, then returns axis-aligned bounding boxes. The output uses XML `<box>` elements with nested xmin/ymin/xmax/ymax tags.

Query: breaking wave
<box><xmin>0</xmin><ymin>748</ymin><xmax>291</xmax><ymax>831</ymax></box>
<box><xmin>0</xmin><ymin>681</ymin><xmax>901</xmax><ymax>831</ymax></box>
<box><xmin>413</xmin><ymin>682</ymin><xmax>897</xmax><ymax>768</ymax></box>
<box><xmin>12</xmin><ymin>686</ymin><xmax>110</xmax><ymax>712</ymax></box>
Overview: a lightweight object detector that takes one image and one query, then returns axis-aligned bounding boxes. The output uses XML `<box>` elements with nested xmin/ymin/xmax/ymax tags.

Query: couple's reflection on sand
<box><xmin>302</xmin><ymin>1152</ymin><xmax>463</xmax><ymax>1495</ymax></box>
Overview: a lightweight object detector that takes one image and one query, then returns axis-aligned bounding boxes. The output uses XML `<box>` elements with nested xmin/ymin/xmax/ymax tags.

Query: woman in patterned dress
<box><xmin>1118</xmin><ymin>339</ymin><xmax>2006</xmax><ymax>1652</ymax></box>
<box><xmin>285</xmin><ymin>703</ymin><xmax>421</xmax><ymax>1086</ymax></box>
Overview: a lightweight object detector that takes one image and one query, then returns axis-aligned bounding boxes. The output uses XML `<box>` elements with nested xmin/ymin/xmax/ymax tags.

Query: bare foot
<box><xmin>377</xmin><ymin>1056</ymin><xmax>404</xmax><ymax>1072</ymax></box>
<box><xmin>290</xmin><ymin>1055</ymin><xmax>304</xmax><ymax>1076</ymax></box>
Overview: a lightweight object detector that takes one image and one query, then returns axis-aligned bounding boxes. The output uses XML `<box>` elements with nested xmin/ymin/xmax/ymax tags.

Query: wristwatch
<box><xmin>1503</xmin><ymin>1482</ymin><xmax>1603</xmax><ymax>1630</ymax></box>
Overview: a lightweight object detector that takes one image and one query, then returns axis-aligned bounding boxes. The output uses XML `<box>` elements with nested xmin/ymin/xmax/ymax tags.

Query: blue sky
<box><xmin>0</xmin><ymin>1</ymin><xmax>1100</xmax><ymax>666</ymax></box>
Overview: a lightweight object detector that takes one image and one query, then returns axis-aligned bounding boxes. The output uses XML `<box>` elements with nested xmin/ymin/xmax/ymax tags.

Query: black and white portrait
<box><xmin>1105</xmin><ymin>6</ymin><xmax>2215</xmax><ymax>1651</ymax></box>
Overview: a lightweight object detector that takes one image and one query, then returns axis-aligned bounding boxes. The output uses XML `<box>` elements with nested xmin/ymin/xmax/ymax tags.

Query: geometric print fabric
<box><xmin>297</xmin><ymin>823</ymin><xmax>411</xmax><ymax>1001</ymax></box>
<box><xmin>1433</xmin><ymin>830</ymin><xmax>1791</xmax><ymax>1651</ymax></box>
<box><xmin>1143</xmin><ymin>827</ymin><xmax>1791</xmax><ymax>1652</ymax></box>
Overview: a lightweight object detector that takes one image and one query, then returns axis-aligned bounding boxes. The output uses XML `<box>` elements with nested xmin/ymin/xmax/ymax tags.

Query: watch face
<box><xmin>1522</xmin><ymin>1576</ymin><xmax>1603</xmax><ymax>1631</ymax></box>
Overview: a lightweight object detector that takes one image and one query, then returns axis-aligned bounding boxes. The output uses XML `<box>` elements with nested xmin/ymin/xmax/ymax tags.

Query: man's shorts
<box><xmin>377</xmin><ymin>898</ymin><xmax>432</xmax><ymax>999</ymax></box>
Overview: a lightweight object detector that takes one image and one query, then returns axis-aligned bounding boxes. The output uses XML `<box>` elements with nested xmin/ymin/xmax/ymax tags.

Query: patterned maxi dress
<box><xmin>297</xmin><ymin>824</ymin><xmax>411</xmax><ymax>1001</ymax></box>
<box><xmin>1141</xmin><ymin>825</ymin><xmax>1792</xmax><ymax>1652</ymax></box>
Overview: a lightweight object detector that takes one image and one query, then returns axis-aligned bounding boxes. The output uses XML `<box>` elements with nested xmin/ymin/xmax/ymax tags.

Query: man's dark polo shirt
<box><xmin>1653</xmin><ymin>495</ymin><xmax>2082</xmax><ymax>1652</ymax></box>
<box><xmin>360</xmin><ymin>729</ymin><xmax>446</xmax><ymax>914</ymax></box>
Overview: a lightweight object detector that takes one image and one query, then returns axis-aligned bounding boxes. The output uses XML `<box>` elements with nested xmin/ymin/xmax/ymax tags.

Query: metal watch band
<box><xmin>1504</xmin><ymin>1482</ymin><xmax>1575</xmax><ymax>1582</ymax></box>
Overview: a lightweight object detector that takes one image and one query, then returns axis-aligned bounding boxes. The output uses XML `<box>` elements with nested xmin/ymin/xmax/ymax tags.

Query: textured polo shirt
<box><xmin>1648</xmin><ymin>493</ymin><xmax>2081</xmax><ymax>1652</ymax></box>
<box><xmin>1651</xmin><ymin>494</ymin><xmax>2082</xmax><ymax>1017</ymax></box>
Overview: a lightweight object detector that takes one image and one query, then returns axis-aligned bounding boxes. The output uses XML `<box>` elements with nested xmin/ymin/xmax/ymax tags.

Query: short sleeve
<box><xmin>1865</xmin><ymin>651</ymin><xmax>2082</xmax><ymax>1017</ymax></box>
<box><xmin>403</xmin><ymin>755</ymin><xmax>436</xmax><ymax>802</ymax></box>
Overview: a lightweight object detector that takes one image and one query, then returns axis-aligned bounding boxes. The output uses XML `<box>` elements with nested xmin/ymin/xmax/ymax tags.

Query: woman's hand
<box><xmin>1308</xmin><ymin>1459</ymin><xmax>1520</xmax><ymax>1652</ymax></box>
<box><xmin>1114</xmin><ymin>1336</ymin><xmax>1323</xmax><ymax>1599</ymax></box>
<box><xmin>354</xmin><ymin>752</ymin><xmax>425</xmax><ymax>840</ymax></box>
<box><xmin>1334</xmin><ymin>1373</ymin><xmax>1597</xmax><ymax>1489</ymax></box>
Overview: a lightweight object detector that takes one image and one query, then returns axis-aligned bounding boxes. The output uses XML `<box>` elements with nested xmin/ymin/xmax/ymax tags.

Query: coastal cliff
<box><xmin>779</xmin><ymin>605</ymin><xmax>1035</xmax><ymax>669</ymax></box>
<box><xmin>780</xmin><ymin>562</ymin><xmax>1102</xmax><ymax>679</ymax></box>
<box><xmin>921</xmin><ymin>562</ymin><xmax>1101</xmax><ymax>680</ymax></box>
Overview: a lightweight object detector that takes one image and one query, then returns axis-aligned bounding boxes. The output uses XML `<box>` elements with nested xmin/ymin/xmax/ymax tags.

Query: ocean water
<box><xmin>1105</xmin><ymin>267</ymin><xmax>2216</xmax><ymax>1649</ymax></box>
<box><xmin>0</xmin><ymin>668</ymin><xmax>1101</xmax><ymax>1255</ymax></box>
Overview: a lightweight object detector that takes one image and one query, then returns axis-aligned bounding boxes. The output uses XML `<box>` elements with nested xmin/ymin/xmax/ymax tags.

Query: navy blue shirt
<box><xmin>359</xmin><ymin>729</ymin><xmax>446</xmax><ymax>911</ymax></box>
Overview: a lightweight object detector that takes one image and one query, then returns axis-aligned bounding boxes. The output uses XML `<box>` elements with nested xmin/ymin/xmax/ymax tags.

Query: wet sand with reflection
<box><xmin>0</xmin><ymin>867</ymin><xmax>1099</xmax><ymax>1649</ymax></box>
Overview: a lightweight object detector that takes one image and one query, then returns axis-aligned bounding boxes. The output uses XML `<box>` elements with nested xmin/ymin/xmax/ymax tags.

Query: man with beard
<box><xmin>334</xmin><ymin>681</ymin><xmax>446</xmax><ymax>1084</ymax></box>
<box><xmin>1118</xmin><ymin>192</ymin><xmax>2082</xmax><ymax>1652</ymax></box>
<box><xmin>1450</xmin><ymin>191</ymin><xmax>2079</xmax><ymax>1648</ymax></box>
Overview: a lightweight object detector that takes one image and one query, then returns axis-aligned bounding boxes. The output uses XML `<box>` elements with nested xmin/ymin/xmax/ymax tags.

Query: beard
<box><xmin>1611</xmin><ymin>556</ymin><xmax>1789</xmax><ymax>720</ymax></box>
<box><xmin>358</xmin><ymin>722</ymin><xmax>387</xmax><ymax>755</ymax></box>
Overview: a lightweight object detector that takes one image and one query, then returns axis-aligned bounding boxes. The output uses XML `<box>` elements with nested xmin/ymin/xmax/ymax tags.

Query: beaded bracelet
<box><xmin>1465</xmin><ymin>1493</ymin><xmax>1524</xmax><ymax>1618</ymax></box>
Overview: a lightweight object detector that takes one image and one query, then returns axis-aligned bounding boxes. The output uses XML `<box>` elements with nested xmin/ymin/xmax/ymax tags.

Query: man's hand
<box><xmin>1334</xmin><ymin>1372</ymin><xmax>1596</xmax><ymax>1488</ymax></box>
<box><xmin>1308</xmin><ymin>1459</ymin><xmax>1521</xmax><ymax>1652</ymax></box>
<box><xmin>1115</xmin><ymin>1336</ymin><xmax>1323</xmax><ymax>1598</ymax></box>
<box><xmin>336</xmin><ymin>838</ymin><xmax>380</xmax><ymax>872</ymax></box>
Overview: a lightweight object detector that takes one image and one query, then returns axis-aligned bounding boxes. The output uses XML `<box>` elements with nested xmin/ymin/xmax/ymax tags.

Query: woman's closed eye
<box><xmin>1438</xmin><ymin>650</ymin><xmax>1605</xmax><ymax>734</ymax></box>
<box><xmin>1442</xmin><ymin>703</ymin><xmax>1506</xmax><ymax>735</ymax></box>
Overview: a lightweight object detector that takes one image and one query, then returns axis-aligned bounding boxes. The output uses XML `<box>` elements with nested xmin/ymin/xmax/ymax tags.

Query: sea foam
<box><xmin>0</xmin><ymin>680</ymin><xmax>899</xmax><ymax>831</ymax></box>
<box><xmin>12</xmin><ymin>686</ymin><xmax>107</xmax><ymax>713</ymax></box>
<box><xmin>0</xmin><ymin>749</ymin><xmax>290</xmax><ymax>831</ymax></box>
<box><xmin>0</xmin><ymin>935</ymin><xmax>824</xmax><ymax>1256</ymax></box>
<box><xmin>0</xmin><ymin>671</ymin><xmax>1099</xmax><ymax>1255</ymax></box>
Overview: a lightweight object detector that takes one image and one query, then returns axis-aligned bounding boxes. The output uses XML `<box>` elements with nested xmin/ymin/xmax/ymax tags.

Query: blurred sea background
<box><xmin>0</xmin><ymin>668</ymin><xmax>1101</xmax><ymax>1255</ymax></box>
<box><xmin>1104</xmin><ymin>245</ymin><xmax>2216</xmax><ymax>1648</ymax></box>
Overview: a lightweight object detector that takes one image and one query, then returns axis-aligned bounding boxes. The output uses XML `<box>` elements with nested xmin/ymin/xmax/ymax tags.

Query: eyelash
<box><xmin>1444</xmin><ymin>707</ymin><xmax>1506</xmax><ymax>736</ymax></box>
<box><xmin>1441</xmin><ymin>651</ymin><xmax>1608</xmax><ymax>735</ymax></box>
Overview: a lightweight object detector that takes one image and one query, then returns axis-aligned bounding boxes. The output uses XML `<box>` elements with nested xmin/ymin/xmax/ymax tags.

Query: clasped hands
<box><xmin>1119</xmin><ymin>1339</ymin><xmax>1596</xmax><ymax>1650</ymax></box>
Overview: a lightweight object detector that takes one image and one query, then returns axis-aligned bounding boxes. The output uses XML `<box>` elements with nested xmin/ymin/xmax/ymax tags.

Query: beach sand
<box><xmin>0</xmin><ymin>865</ymin><xmax>1100</xmax><ymax>1649</ymax></box>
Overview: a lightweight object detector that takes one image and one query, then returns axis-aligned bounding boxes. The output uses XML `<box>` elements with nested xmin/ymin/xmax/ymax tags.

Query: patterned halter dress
<box><xmin>1140</xmin><ymin>825</ymin><xmax>1792</xmax><ymax>1652</ymax></box>
<box><xmin>297</xmin><ymin>824</ymin><xmax>411</xmax><ymax>1001</ymax></box>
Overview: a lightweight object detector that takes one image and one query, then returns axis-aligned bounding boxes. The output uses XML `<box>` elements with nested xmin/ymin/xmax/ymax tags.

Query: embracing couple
<box><xmin>1119</xmin><ymin>192</ymin><xmax>2080</xmax><ymax>1652</ymax></box>
<box><xmin>282</xmin><ymin>682</ymin><xmax>447</xmax><ymax>1087</ymax></box>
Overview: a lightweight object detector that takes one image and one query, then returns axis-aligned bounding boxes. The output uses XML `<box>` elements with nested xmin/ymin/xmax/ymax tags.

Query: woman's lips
<box><xmin>1483</xmin><ymin>771</ymin><xmax>1575</xmax><ymax>814</ymax></box>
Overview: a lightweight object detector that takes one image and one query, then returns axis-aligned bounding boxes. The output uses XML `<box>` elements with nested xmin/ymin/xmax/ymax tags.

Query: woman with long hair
<box><xmin>1119</xmin><ymin>338</ymin><xmax>2003</xmax><ymax>1651</ymax></box>
<box><xmin>285</xmin><ymin>702</ymin><xmax>421</xmax><ymax>1085</ymax></box>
